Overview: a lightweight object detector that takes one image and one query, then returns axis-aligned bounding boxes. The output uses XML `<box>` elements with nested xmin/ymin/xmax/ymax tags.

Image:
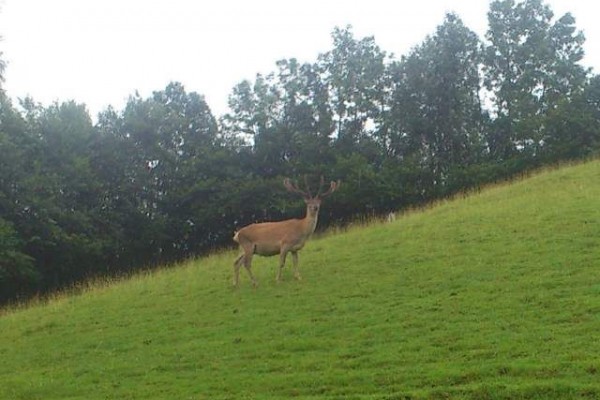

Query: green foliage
<box><xmin>0</xmin><ymin>218</ymin><xmax>36</xmax><ymax>302</ymax></box>
<box><xmin>484</xmin><ymin>0</ymin><xmax>587</xmax><ymax>157</ymax></box>
<box><xmin>1</xmin><ymin>161</ymin><xmax>599</xmax><ymax>398</ymax></box>
<box><xmin>388</xmin><ymin>13</ymin><xmax>485</xmax><ymax>191</ymax></box>
<box><xmin>319</xmin><ymin>26</ymin><xmax>389</xmax><ymax>152</ymax></box>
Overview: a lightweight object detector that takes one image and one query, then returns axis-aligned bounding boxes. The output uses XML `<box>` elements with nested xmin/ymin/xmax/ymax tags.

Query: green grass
<box><xmin>2</xmin><ymin>160</ymin><xmax>600</xmax><ymax>399</ymax></box>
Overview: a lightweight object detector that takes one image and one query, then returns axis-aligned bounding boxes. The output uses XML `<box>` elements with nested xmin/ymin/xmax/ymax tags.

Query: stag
<box><xmin>232</xmin><ymin>177</ymin><xmax>340</xmax><ymax>287</ymax></box>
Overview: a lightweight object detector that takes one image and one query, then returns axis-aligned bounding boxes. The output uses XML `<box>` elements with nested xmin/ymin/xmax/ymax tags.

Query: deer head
<box><xmin>283</xmin><ymin>176</ymin><xmax>340</xmax><ymax>218</ymax></box>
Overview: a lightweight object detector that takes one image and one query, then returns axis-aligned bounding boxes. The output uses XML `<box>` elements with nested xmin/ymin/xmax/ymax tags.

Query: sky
<box><xmin>1</xmin><ymin>0</ymin><xmax>599</xmax><ymax>119</ymax></box>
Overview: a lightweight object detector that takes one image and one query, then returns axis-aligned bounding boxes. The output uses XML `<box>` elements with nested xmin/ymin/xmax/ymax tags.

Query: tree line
<box><xmin>1</xmin><ymin>0</ymin><xmax>599</xmax><ymax>303</ymax></box>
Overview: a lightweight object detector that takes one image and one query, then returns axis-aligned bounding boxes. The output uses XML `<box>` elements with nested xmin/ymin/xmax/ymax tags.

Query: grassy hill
<box><xmin>1</xmin><ymin>161</ymin><xmax>600</xmax><ymax>399</ymax></box>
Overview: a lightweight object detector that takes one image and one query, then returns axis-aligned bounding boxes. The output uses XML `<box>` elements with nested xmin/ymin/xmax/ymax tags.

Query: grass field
<box><xmin>1</xmin><ymin>161</ymin><xmax>600</xmax><ymax>399</ymax></box>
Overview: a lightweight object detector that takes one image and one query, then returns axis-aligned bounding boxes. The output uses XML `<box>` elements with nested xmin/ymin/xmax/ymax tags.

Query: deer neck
<box><xmin>302</xmin><ymin>207</ymin><xmax>319</xmax><ymax>236</ymax></box>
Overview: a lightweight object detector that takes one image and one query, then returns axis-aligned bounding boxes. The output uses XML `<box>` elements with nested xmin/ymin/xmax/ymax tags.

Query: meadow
<box><xmin>1</xmin><ymin>161</ymin><xmax>599</xmax><ymax>399</ymax></box>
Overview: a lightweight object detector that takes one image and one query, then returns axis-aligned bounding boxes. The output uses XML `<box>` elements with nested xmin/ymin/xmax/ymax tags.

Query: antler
<box><xmin>283</xmin><ymin>177</ymin><xmax>311</xmax><ymax>199</ymax></box>
<box><xmin>317</xmin><ymin>178</ymin><xmax>340</xmax><ymax>199</ymax></box>
<box><xmin>285</xmin><ymin>175</ymin><xmax>340</xmax><ymax>199</ymax></box>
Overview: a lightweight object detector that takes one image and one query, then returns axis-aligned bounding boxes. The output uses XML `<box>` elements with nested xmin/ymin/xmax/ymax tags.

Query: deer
<box><xmin>232</xmin><ymin>176</ymin><xmax>340</xmax><ymax>287</ymax></box>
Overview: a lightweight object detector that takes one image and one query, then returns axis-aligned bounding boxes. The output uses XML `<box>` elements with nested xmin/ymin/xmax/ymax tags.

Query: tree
<box><xmin>101</xmin><ymin>82</ymin><xmax>223</xmax><ymax>259</ymax></box>
<box><xmin>484</xmin><ymin>0</ymin><xmax>587</xmax><ymax>158</ymax></box>
<box><xmin>0</xmin><ymin>217</ymin><xmax>36</xmax><ymax>302</ymax></box>
<box><xmin>223</xmin><ymin>59</ymin><xmax>336</xmax><ymax>178</ymax></box>
<box><xmin>387</xmin><ymin>13</ymin><xmax>485</xmax><ymax>194</ymax></box>
<box><xmin>0</xmin><ymin>94</ymin><xmax>40</xmax><ymax>301</ymax></box>
<box><xmin>16</xmin><ymin>100</ymin><xmax>107</xmax><ymax>287</ymax></box>
<box><xmin>318</xmin><ymin>26</ymin><xmax>389</xmax><ymax>157</ymax></box>
<box><xmin>542</xmin><ymin>75</ymin><xmax>600</xmax><ymax>159</ymax></box>
<box><xmin>274</xmin><ymin>58</ymin><xmax>335</xmax><ymax>174</ymax></box>
<box><xmin>0</xmin><ymin>36</ymin><xmax>6</xmax><ymax>88</ymax></box>
<box><xmin>0</xmin><ymin>53</ymin><xmax>5</xmax><ymax>88</ymax></box>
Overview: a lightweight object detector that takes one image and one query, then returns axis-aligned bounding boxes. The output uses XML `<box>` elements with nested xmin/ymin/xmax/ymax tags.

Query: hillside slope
<box><xmin>1</xmin><ymin>161</ymin><xmax>600</xmax><ymax>399</ymax></box>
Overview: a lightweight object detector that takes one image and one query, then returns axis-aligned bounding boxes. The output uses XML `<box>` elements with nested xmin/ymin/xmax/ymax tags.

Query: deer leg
<box><xmin>277</xmin><ymin>250</ymin><xmax>288</xmax><ymax>282</ymax></box>
<box><xmin>291</xmin><ymin>251</ymin><xmax>301</xmax><ymax>280</ymax></box>
<box><xmin>233</xmin><ymin>254</ymin><xmax>244</xmax><ymax>287</ymax></box>
<box><xmin>243</xmin><ymin>252</ymin><xmax>258</xmax><ymax>287</ymax></box>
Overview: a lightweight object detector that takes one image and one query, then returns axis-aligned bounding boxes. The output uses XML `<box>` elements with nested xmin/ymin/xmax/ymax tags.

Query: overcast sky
<box><xmin>1</xmin><ymin>0</ymin><xmax>598</xmax><ymax>118</ymax></box>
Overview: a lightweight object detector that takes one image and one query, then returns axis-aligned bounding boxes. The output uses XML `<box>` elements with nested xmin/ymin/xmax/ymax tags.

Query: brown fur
<box><xmin>232</xmin><ymin>177</ymin><xmax>338</xmax><ymax>287</ymax></box>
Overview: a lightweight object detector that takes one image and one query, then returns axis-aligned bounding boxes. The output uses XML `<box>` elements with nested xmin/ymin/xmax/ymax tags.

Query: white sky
<box><xmin>1</xmin><ymin>0</ymin><xmax>598</xmax><ymax>119</ymax></box>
